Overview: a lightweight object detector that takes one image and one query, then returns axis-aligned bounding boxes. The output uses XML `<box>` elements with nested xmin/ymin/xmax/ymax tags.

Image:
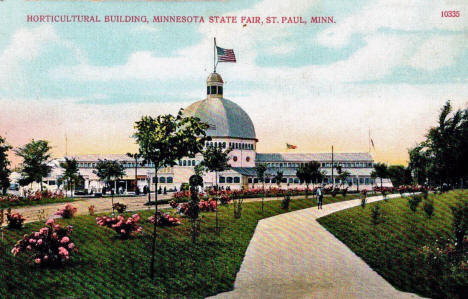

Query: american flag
<box><xmin>216</xmin><ymin>46</ymin><xmax>236</xmax><ymax>62</ymax></box>
<box><xmin>286</xmin><ymin>143</ymin><xmax>297</xmax><ymax>149</ymax></box>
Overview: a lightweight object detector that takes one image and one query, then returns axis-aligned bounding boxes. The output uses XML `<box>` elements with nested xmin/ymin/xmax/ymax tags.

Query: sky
<box><xmin>0</xmin><ymin>0</ymin><xmax>467</xmax><ymax>166</ymax></box>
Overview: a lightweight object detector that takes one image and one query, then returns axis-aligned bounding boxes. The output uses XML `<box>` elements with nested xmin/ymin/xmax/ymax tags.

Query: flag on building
<box><xmin>216</xmin><ymin>46</ymin><xmax>236</xmax><ymax>62</ymax></box>
<box><xmin>286</xmin><ymin>143</ymin><xmax>297</xmax><ymax>149</ymax></box>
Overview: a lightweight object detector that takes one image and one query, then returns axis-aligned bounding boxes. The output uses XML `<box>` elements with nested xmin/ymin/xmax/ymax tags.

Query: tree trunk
<box><xmin>215</xmin><ymin>171</ymin><xmax>219</xmax><ymax>234</ymax></box>
<box><xmin>135</xmin><ymin>159</ymin><xmax>138</xmax><ymax>193</ymax></box>
<box><xmin>111</xmin><ymin>181</ymin><xmax>115</xmax><ymax>215</ymax></box>
<box><xmin>150</xmin><ymin>168</ymin><xmax>158</xmax><ymax>279</ymax></box>
<box><xmin>262</xmin><ymin>181</ymin><xmax>265</xmax><ymax>215</ymax></box>
<box><xmin>380</xmin><ymin>177</ymin><xmax>383</xmax><ymax>189</ymax></box>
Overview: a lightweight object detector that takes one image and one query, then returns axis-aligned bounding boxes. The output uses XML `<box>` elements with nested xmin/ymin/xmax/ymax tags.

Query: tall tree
<box><xmin>371</xmin><ymin>162</ymin><xmax>388</xmax><ymax>189</ymax></box>
<box><xmin>59</xmin><ymin>158</ymin><xmax>80</xmax><ymax>198</ymax></box>
<box><xmin>201</xmin><ymin>145</ymin><xmax>231</xmax><ymax>234</ymax></box>
<box><xmin>255</xmin><ymin>164</ymin><xmax>267</xmax><ymax>214</ymax></box>
<box><xmin>15</xmin><ymin>140</ymin><xmax>52</xmax><ymax>191</ymax></box>
<box><xmin>133</xmin><ymin>108</ymin><xmax>209</xmax><ymax>279</ymax></box>
<box><xmin>387</xmin><ymin>165</ymin><xmax>412</xmax><ymax>187</ymax></box>
<box><xmin>0</xmin><ymin>136</ymin><xmax>12</xmax><ymax>195</ymax></box>
<box><xmin>296</xmin><ymin>161</ymin><xmax>322</xmax><ymax>198</ymax></box>
<box><xmin>93</xmin><ymin>159</ymin><xmax>125</xmax><ymax>212</ymax></box>
<box><xmin>126</xmin><ymin>152</ymin><xmax>141</xmax><ymax>195</ymax></box>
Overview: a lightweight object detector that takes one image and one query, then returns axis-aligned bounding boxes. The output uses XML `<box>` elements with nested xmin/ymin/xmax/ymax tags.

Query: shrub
<box><xmin>6</xmin><ymin>212</ymin><xmax>26</xmax><ymax>229</ymax></box>
<box><xmin>331</xmin><ymin>189</ymin><xmax>338</xmax><ymax>198</ymax></box>
<box><xmin>371</xmin><ymin>204</ymin><xmax>384</xmax><ymax>225</ymax></box>
<box><xmin>169</xmin><ymin>200</ymin><xmax>179</xmax><ymax>209</ymax></box>
<box><xmin>342</xmin><ymin>188</ymin><xmax>348</xmax><ymax>198</ymax></box>
<box><xmin>113</xmin><ymin>202</ymin><xmax>127</xmax><ymax>214</ymax></box>
<box><xmin>281</xmin><ymin>195</ymin><xmax>290</xmax><ymax>209</ymax></box>
<box><xmin>451</xmin><ymin>200</ymin><xmax>468</xmax><ymax>252</ymax></box>
<box><xmin>361</xmin><ymin>197</ymin><xmax>366</xmax><ymax>209</ymax></box>
<box><xmin>96</xmin><ymin>214</ymin><xmax>142</xmax><ymax>239</ymax></box>
<box><xmin>88</xmin><ymin>205</ymin><xmax>95</xmax><ymax>216</ymax></box>
<box><xmin>148</xmin><ymin>212</ymin><xmax>181</xmax><ymax>227</ymax></box>
<box><xmin>55</xmin><ymin>204</ymin><xmax>77</xmax><ymax>219</ymax></box>
<box><xmin>233</xmin><ymin>199</ymin><xmax>243</xmax><ymax>219</ymax></box>
<box><xmin>423</xmin><ymin>200</ymin><xmax>434</xmax><ymax>218</ymax></box>
<box><xmin>10</xmin><ymin>219</ymin><xmax>76</xmax><ymax>266</ymax></box>
<box><xmin>199</xmin><ymin>199</ymin><xmax>217</xmax><ymax>212</ymax></box>
<box><xmin>407</xmin><ymin>195</ymin><xmax>422</xmax><ymax>213</ymax></box>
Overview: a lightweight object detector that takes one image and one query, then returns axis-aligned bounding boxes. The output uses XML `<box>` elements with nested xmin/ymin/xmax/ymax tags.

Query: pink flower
<box><xmin>37</xmin><ymin>239</ymin><xmax>43</xmax><ymax>245</ymax></box>
<box><xmin>120</xmin><ymin>229</ymin><xmax>126</xmax><ymax>234</ymax></box>
<box><xmin>45</xmin><ymin>219</ymin><xmax>55</xmax><ymax>226</ymax></box>
<box><xmin>68</xmin><ymin>243</ymin><xmax>75</xmax><ymax>250</ymax></box>
<box><xmin>58</xmin><ymin>247</ymin><xmax>69</xmax><ymax>256</ymax></box>
<box><xmin>39</xmin><ymin>227</ymin><xmax>49</xmax><ymax>235</ymax></box>
<box><xmin>34</xmin><ymin>232</ymin><xmax>40</xmax><ymax>238</ymax></box>
<box><xmin>26</xmin><ymin>245</ymin><xmax>32</xmax><ymax>250</ymax></box>
<box><xmin>132</xmin><ymin>214</ymin><xmax>140</xmax><ymax>222</ymax></box>
<box><xmin>34</xmin><ymin>258</ymin><xmax>41</xmax><ymax>264</ymax></box>
<box><xmin>29</xmin><ymin>238</ymin><xmax>36</xmax><ymax>244</ymax></box>
<box><xmin>44</xmin><ymin>255</ymin><xmax>49</xmax><ymax>260</ymax></box>
<box><xmin>11</xmin><ymin>247</ymin><xmax>19</xmax><ymax>256</ymax></box>
<box><xmin>60</xmin><ymin>237</ymin><xmax>70</xmax><ymax>244</ymax></box>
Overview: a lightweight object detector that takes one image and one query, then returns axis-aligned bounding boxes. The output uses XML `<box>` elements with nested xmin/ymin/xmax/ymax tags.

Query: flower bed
<box><xmin>96</xmin><ymin>214</ymin><xmax>143</xmax><ymax>239</ymax></box>
<box><xmin>11</xmin><ymin>218</ymin><xmax>76</xmax><ymax>266</ymax></box>
<box><xmin>0</xmin><ymin>190</ymin><xmax>70</xmax><ymax>208</ymax></box>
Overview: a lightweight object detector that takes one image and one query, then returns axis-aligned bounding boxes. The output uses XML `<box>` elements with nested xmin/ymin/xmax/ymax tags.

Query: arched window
<box><xmin>233</xmin><ymin>156</ymin><xmax>238</xmax><ymax>162</ymax></box>
<box><xmin>222</xmin><ymin>142</ymin><xmax>226</xmax><ymax>148</ymax></box>
<box><xmin>233</xmin><ymin>177</ymin><xmax>240</xmax><ymax>183</ymax></box>
<box><xmin>246</xmin><ymin>156</ymin><xmax>250</xmax><ymax>162</ymax></box>
<box><xmin>160</xmin><ymin>177</ymin><xmax>166</xmax><ymax>183</ymax></box>
<box><xmin>219</xmin><ymin>176</ymin><xmax>225</xmax><ymax>183</ymax></box>
<box><xmin>183</xmin><ymin>160</ymin><xmax>187</xmax><ymax>166</ymax></box>
<box><xmin>167</xmin><ymin>177</ymin><xmax>173</xmax><ymax>183</ymax></box>
<box><xmin>227</xmin><ymin>177</ymin><xmax>233</xmax><ymax>183</ymax></box>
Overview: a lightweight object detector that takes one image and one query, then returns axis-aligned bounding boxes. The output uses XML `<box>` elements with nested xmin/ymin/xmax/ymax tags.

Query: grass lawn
<box><xmin>318</xmin><ymin>189</ymin><xmax>468</xmax><ymax>299</ymax></box>
<box><xmin>0</xmin><ymin>197</ymin><xmax>76</xmax><ymax>209</ymax></box>
<box><xmin>0</xmin><ymin>193</ymin><xmax>358</xmax><ymax>298</ymax></box>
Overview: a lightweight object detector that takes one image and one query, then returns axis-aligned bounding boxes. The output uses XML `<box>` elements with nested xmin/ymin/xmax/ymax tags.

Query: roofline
<box><xmin>209</xmin><ymin>136</ymin><xmax>259</xmax><ymax>142</ymax></box>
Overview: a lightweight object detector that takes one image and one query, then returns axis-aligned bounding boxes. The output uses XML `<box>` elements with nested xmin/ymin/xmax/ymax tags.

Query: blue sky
<box><xmin>0</xmin><ymin>0</ymin><xmax>467</xmax><ymax>164</ymax></box>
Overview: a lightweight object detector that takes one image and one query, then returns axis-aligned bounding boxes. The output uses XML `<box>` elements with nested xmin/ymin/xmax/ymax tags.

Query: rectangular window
<box><xmin>265</xmin><ymin>178</ymin><xmax>271</xmax><ymax>183</ymax></box>
<box><xmin>234</xmin><ymin>177</ymin><xmax>240</xmax><ymax>183</ymax></box>
<box><xmin>167</xmin><ymin>177</ymin><xmax>173</xmax><ymax>183</ymax></box>
<box><xmin>227</xmin><ymin>177</ymin><xmax>233</xmax><ymax>183</ymax></box>
<box><xmin>253</xmin><ymin>178</ymin><xmax>258</xmax><ymax>183</ymax></box>
<box><xmin>183</xmin><ymin>160</ymin><xmax>187</xmax><ymax>166</ymax></box>
<box><xmin>211</xmin><ymin>86</ymin><xmax>217</xmax><ymax>94</ymax></box>
<box><xmin>218</xmin><ymin>86</ymin><xmax>223</xmax><ymax>95</ymax></box>
<box><xmin>207</xmin><ymin>86</ymin><xmax>210</xmax><ymax>94</ymax></box>
<box><xmin>219</xmin><ymin>176</ymin><xmax>225</xmax><ymax>183</ymax></box>
<box><xmin>359</xmin><ymin>178</ymin><xmax>364</xmax><ymax>184</ymax></box>
<box><xmin>294</xmin><ymin>178</ymin><xmax>299</xmax><ymax>184</ymax></box>
<box><xmin>248</xmin><ymin>178</ymin><xmax>252</xmax><ymax>183</ymax></box>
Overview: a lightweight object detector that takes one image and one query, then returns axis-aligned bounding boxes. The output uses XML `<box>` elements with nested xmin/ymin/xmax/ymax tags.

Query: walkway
<box><xmin>210</xmin><ymin>194</ymin><xmax>422</xmax><ymax>299</ymax></box>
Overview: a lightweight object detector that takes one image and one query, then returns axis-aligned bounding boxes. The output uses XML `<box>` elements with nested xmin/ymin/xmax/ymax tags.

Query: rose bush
<box><xmin>10</xmin><ymin>219</ymin><xmax>76</xmax><ymax>266</ymax></box>
<box><xmin>148</xmin><ymin>211</ymin><xmax>181</xmax><ymax>227</ymax></box>
<box><xmin>96</xmin><ymin>214</ymin><xmax>142</xmax><ymax>239</ymax></box>
<box><xmin>55</xmin><ymin>204</ymin><xmax>77</xmax><ymax>219</ymax></box>
<box><xmin>6</xmin><ymin>212</ymin><xmax>26</xmax><ymax>229</ymax></box>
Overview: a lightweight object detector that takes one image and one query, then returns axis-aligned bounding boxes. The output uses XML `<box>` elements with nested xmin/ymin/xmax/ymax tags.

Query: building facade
<box><xmin>24</xmin><ymin>72</ymin><xmax>391</xmax><ymax>193</ymax></box>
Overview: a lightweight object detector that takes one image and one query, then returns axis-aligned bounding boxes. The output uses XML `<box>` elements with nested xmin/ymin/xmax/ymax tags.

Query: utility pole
<box><xmin>331</xmin><ymin>145</ymin><xmax>334</xmax><ymax>188</ymax></box>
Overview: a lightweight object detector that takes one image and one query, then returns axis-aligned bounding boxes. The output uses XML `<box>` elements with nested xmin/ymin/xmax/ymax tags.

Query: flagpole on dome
<box><xmin>213</xmin><ymin>37</ymin><xmax>217</xmax><ymax>73</ymax></box>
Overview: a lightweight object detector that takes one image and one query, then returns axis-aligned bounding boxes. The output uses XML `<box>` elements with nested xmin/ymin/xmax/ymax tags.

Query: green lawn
<box><xmin>0</xmin><ymin>194</ymin><xmax>358</xmax><ymax>298</ymax></box>
<box><xmin>318</xmin><ymin>190</ymin><xmax>468</xmax><ymax>299</ymax></box>
<box><xmin>0</xmin><ymin>197</ymin><xmax>76</xmax><ymax>209</ymax></box>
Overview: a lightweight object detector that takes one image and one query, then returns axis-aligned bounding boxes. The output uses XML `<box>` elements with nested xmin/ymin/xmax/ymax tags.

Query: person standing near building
<box><xmin>316</xmin><ymin>186</ymin><xmax>323</xmax><ymax>209</ymax></box>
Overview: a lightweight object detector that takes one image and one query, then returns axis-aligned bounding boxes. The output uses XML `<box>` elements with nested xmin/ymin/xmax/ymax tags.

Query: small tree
<box><xmin>0</xmin><ymin>136</ymin><xmax>12</xmax><ymax>195</ymax></box>
<box><xmin>255</xmin><ymin>164</ymin><xmax>267</xmax><ymax>215</ymax></box>
<box><xmin>15</xmin><ymin>140</ymin><xmax>52</xmax><ymax>191</ymax></box>
<box><xmin>201</xmin><ymin>145</ymin><xmax>230</xmax><ymax>233</ymax></box>
<box><xmin>407</xmin><ymin>195</ymin><xmax>422</xmax><ymax>213</ymax></box>
<box><xmin>133</xmin><ymin>109</ymin><xmax>209</xmax><ymax>279</ymax></box>
<box><xmin>296</xmin><ymin>161</ymin><xmax>321</xmax><ymax>198</ymax></box>
<box><xmin>371</xmin><ymin>162</ymin><xmax>389</xmax><ymax>189</ymax></box>
<box><xmin>371</xmin><ymin>204</ymin><xmax>384</xmax><ymax>225</ymax></box>
<box><xmin>59</xmin><ymin>158</ymin><xmax>79</xmax><ymax>198</ymax></box>
<box><xmin>93</xmin><ymin>159</ymin><xmax>125</xmax><ymax>213</ymax></box>
<box><xmin>274</xmin><ymin>171</ymin><xmax>284</xmax><ymax>189</ymax></box>
<box><xmin>423</xmin><ymin>199</ymin><xmax>434</xmax><ymax>218</ymax></box>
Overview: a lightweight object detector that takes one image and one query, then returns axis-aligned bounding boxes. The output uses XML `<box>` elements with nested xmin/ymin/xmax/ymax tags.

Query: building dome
<box><xmin>184</xmin><ymin>73</ymin><xmax>256</xmax><ymax>140</ymax></box>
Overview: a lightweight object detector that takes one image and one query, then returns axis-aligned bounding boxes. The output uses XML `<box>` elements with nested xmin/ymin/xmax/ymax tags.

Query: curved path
<box><xmin>210</xmin><ymin>194</ymin><xmax>422</xmax><ymax>299</ymax></box>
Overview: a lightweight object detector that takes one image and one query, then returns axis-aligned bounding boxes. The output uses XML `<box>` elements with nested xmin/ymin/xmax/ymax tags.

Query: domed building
<box><xmin>50</xmin><ymin>72</ymin><xmax>390</xmax><ymax>195</ymax></box>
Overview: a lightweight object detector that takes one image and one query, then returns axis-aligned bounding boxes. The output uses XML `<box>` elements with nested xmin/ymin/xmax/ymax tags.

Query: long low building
<box><xmin>15</xmin><ymin>72</ymin><xmax>391</xmax><ymax>194</ymax></box>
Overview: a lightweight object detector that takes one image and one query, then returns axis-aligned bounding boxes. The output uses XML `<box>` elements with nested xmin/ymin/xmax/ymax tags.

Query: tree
<box><xmin>371</xmin><ymin>162</ymin><xmax>388</xmax><ymax>189</ymax></box>
<box><xmin>133</xmin><ymin>108</ymin><xmax>209</xmax><ymax>279</ymax></box>
<box><xmin>15</xmin><ymin>140</ymin><xmax>52</xmax><ymax>191</ymax></box>
<box><xmin>93</xmin><ymin>159</ymin><xmax>125</xmax><ymax>212</ymax></box>
<box><xmin>296</xmin><ymin>161</ymin><xmax>322</xmax><ymax>198</ymax></box>
<box><xmin>126</xmin><ymin>152</ymin><xmax>141</xmax><ymax>195</ymax></box>
<box><xmin>274</xmin><ymin>171</ymin><xmax>284</xmax><ymax>189</ymax></box>
<box><xmin>0</xmin><ymin>136</ymin><xmax>12</xmax><ymax>195</ymax></box>
<box><xmin>336</xmin><ymin>165</ymin><xmax>351</xmax><ymax>188</ymax></box>
<box><xmin>409</xmin><ymin>101</ymin><xmax>468</xmax><ymax>187</ymax></box>
<box><xmin>255</xmin><ymin>164</ymin><xmax>267</xmax><ymax>214</ymax></box>
<box><xmin>387</xmin><ymin>165</ymin><xmax>412</xmax><ymax>187</ymax></box>
<box><xmin>201</xmin><ymin>145</ymin><xmax>230</xmax><ymax>234</ymax></box>
<box><xmin>59</xmin><ymin>158</ymin><xmax>80</xmax><ymax>198</ymax></box>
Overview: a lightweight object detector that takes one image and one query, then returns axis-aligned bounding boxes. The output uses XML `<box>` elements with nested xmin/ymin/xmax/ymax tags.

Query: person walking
<box><xmin>316</xmin><ymin>186</ymin><xmax>323</xmax><ymax>209</ymax></box>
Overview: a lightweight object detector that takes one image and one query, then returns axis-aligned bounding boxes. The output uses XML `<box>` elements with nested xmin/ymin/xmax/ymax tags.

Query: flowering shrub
<box><xmin>199</xmin><ymin>199</ymin><xmax>217</xmax><ymax>212</ymax></box>
<box><xmin>113</xmin><ymin>202</ymin><xmax>127</xmax><ymax>213</ymax></box>
<box><xmin>55</xmin><ymin>204</ymin><xmax>77</xmax><ymax>219</ymax></box>
<box><xmin>10</xmin><ymin>219</ymin><xmax>76</xmax><ymax>266</ymax></box>
<box><xmin>6</xmin><ymin>212</ymin><xmax>26</xmax><ymax>229</ymax></box>
<box><xmin>148</xmin><ymin>211</ymin><xmax>181</xmax><ymax>227</ymax></box>
<box><xmin>169</xmin><ymin>200</ymin><xmax>179</xmax><ymax>209</ymax></box>
<box><xmin>96</xmin><ymin>214</ymin><xmax>142</xmax><ymax>239</ymax></box>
